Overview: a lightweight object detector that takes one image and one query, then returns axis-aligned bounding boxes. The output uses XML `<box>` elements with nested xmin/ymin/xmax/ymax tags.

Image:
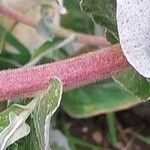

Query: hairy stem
<box><xmin>0</xmin><ymin>44</ymin><xmax>129</xmax><ymax>101</ymax></box>
<box><xmin>0</xmin><ymin>4</ymin><xmax>128</xmax><ymax>101</ymax></box>
<box><xmin>0</xmin><ymin>4</ymin><xmax>110</xmax><ymax>46</ymax></box>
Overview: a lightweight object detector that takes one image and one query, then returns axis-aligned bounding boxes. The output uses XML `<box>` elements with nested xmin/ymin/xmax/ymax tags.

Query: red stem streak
<box><xmin>0</xmin><ymin>45</ymin><xmax>129</xmax><ymax>101</ymax></box>
<box><xmin>0</xmin><ymin>4</ymin><xmax>36</xmax><ymax>27</ymax></box>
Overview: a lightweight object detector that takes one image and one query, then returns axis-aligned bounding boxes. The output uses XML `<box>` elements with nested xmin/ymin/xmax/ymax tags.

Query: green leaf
<box><xmin>0</xmin><ymin>96</ymin><xmax>38</xmax><ymax>150</ymax></box>
<box><xmin>113</xmin><ymin>68</ymin><xmax>150</xmax><ymax>100</ymax></box>
<box><xmin>0</xmin><ymin>102</ymin><xmax>34</xmax><ymax>150</ymax></box>
<box><xmin>0</xmin><ymin>24</ymin><xmax>31</xmax><ymax>67</ymax></box>
<box><xmin>0</xmin><ymin>105</ymin><xmax>25</xmax><ymax>132</ymax></box>
<box><xmin>0</xmin><ymin>25</ymin><xmax>7</xmax><ymax>53</ymax></box>
<box><xmin>62</xmin><ymin>0</ymin><xmax>94</xmax><ymax>33</ymax></box>
<box><xmin>32</xmin><ymin>77</ymin><xmax>63</xmax><ymax>150</ymax></box>
<box><xmin>7</xmin><ymin>143</ymin><xmax>18</xmax><ymax>150</ymax></box>
<box><xmin>14</xmin><ymin>117</ymin><xmax>41</xmax><ymax>150</ymax></box>
<box><xmin>80</xmin><ymin>0</ymin><xmax>150</xmax><ymax>99</ymax></box>
<box><xmin>62</xmin><ymin>78</ymin><xmax>140</xmax><ymax>118</ymax></box>
<box><xmin>32</xmin><ymin>39</ymin><xmax>64</xmax><ymax>60</ymax></box>
<box><xmin>80</xmin><ymin>0</ymin><xmax>118</xmax><ymax>42</ymax></box>
<box><xmin>4</xmin><ymin>31</ymin><xmax>31</xmax><ymax>64</ymax></box>
<box><xmin>2</xmin><ymin>77</ymin><xmax>63</xmax><ymax>150</ymax></box>
<box><xmin>0</xmin><ymin>112</ymin><xmax>30</xmax><ymax>150</ymax></box>
<box><xmin>0</xmin><ymin>57</ymin><xmax>21</xmax><ymax>70</ymax></box>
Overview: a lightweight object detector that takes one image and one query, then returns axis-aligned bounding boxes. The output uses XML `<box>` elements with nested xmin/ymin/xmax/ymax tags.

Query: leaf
<box><xmin>0</xmin><ymin>57</ymin><xmax>21</xmax><ymax>70</ymax></box>
<box><xmin>0</xmin><ymin>106</ymin><xmax>30</xmax><ymax>150</ymax></box>
<box><xmin>0</xmin><ymin>112</ymin><xmax>30</xmax><ymax>150</ymax></box>
<box><xmin>62</xmin><ymin>78</ymin><xmax>140</xmax><ymax>118</ymax></box>
<box><xmin>0</xmin><ymin>77</ymin><xmax>62</xmax><ymax>150</ymax></box>
<box><xmin>113</xmin><ymin>68</ymin><xmax>150</xmax><ymax>100</ymax></box>
<box><xmin>32</xmin><ymin>77</ymin><xmax>63</xmax><ymax>150</ymax></box>
<box><xmin>80</xmin><ymin>0</ymin><xmax>150</xmax><ymax>99</ymax></box>
<box><xmin>0</xmin><ymin>105</ymin><xmax>25</xmax><ymax>133</ymax></box>
<box><xmin>80</xmin><ymin>0</ymin><xmax>118</xmax><ymax>42</ymax></box>
<box><xmin>0</xmin><ymin>25</ymin><xmax>7</xmax><ymax>53</ymax></box>
<box><xmin>4</xmin><ymin>31</ymin><xmax>31</xmax><ymax>64</ymax></box>
<box><xmin>116</xmin><ymin>0</ymin><xmax>150</xmax><ymax>78</ymax></box>
<box><xmin>13</xmin><ymin>117</ymin><xmax>41</xmax><ymax>150</ymax></box>
<box><xmin>32</xmin><ymin>39</ymin><xmax>65</xmax><ymax>59</ymax></box>
<box><xmin>62</xmin><ymin>0</ymin><xmax>94</xmax><ymax>33</ymax></box>
<box><xmin>7</xmin><ymin>143</ymin><xmax>18</xmax><ymax>150</ymax></box>
<box><xmin>0</xmin><ymin>24</ymin><xmax>31</xmax><ymax>67</ymax></box>
<box><xmin>0</xmin><ymin>96</ymin><xmax>38</xmax><ymax>150</ymax></box>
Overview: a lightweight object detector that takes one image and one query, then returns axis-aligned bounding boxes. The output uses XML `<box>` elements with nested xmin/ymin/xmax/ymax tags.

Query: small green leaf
<box><xmin>32</xmin><ymin>39</ymin><xmax>65</xmax><ymax>60</ymax></box>
<box><xmin>32</xmin><ymin>77</ymin><xmax>63</xmax><ymax>150</ymax></box>
<box><xmin>62</xmin><ymin>78</ymin><xmax>140</xmax><ymax>118</ymax></box>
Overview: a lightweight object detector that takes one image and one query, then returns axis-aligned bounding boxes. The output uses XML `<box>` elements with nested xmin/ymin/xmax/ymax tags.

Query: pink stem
<box><xmin>75</xmin><ymin>32</ymin><xmax>111</xmax><ymax>47</ymax></box>
<box><xmin>0</xmin><ymin>4</ymin><xmax>110</xmax><ymax>47</ymax></box>
<box><xmin>0</xmin><ymin>44</ymin><xmax>129</xmax><ymax>101</ymax></box>
<box><xmin>55</xmin><ymin>27</ymin><xmax>111</xmax><ymax>47</ymax></box>
<box><xmin>0</xmin><ymin>4</ymin><xmax>36</xmax><ymax>27</ymax></box>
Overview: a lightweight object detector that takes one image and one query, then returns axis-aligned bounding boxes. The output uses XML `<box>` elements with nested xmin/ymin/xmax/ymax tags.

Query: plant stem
<box><xmin>55</xmin><ymin>27</ymin><xmax>111</xmax><ymax>47</ymax></box>
<box><xmin>106</xmin><ymin>113</ymin><xmax>118</xmax><ymax>146</ymax></box>
<box><xmin>0</xmin><ymin>44</ymin><xmax>129</xmax><ymax>101</ymax></box>
<box><xmin>0</xmin><ymin>5</ymin><xmax>128</xmax><ymax>102</ymax></box>
<box><xmin>0</xmin><ymin>4</ymin><xmax>36</xmax><ymax>27</ymax></box>
<box><xmin>131</xmin><ymin>131</ymin><xmax>150</xmax><ymax>145</ymax></box>
<box><xmin>0</xmin><ymin>4</ymin><xmax>110</xmax><ymax>47</ymax></box>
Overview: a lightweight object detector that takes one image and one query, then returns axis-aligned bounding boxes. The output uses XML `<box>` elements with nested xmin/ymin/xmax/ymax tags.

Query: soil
<box><xmin>57</xmin><ymin>107</ymin><xmax>150</xmax><ymax>150</ymax></box>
